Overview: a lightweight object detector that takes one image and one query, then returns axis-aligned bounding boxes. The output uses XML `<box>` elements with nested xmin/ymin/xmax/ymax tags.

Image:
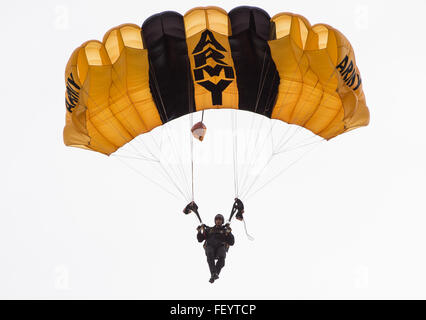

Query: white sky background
<box><xmin>0</xmin><ymin>0</ymin><xmax>425</xmax><ymax>299</ymax></box>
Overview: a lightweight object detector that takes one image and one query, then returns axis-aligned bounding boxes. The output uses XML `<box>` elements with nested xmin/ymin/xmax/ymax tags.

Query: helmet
<box><xmin>214</xmin><ymin>214</ymin><xmax>224</xmax><ymax>224</ymax></box>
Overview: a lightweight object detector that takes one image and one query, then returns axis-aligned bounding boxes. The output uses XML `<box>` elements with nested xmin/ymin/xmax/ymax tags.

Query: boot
<box><xmin>209</xmin><ymin>274</ymin><xmax>215</xmax><ymax>283</ymax></box>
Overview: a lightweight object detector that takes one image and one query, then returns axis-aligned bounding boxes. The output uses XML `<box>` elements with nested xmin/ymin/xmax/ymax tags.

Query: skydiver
<box><xmin>196</xmin><ymin>214</ymin><xmax>235</xmax><ymax>283</ymax></box>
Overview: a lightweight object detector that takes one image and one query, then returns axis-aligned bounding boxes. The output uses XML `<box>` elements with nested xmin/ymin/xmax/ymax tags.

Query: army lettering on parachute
<box><xmin>192</xmin><ymin>30</ymin><xmax>235</xmax><ymax>105</ymax></box>
<box><xmin>336</xmin><ymin>55</ymin><xmax>362</xmax><ymax>91</ymax></box>
<box><xmin>65</xmin><ymin>73</ymin><xmax>80</xmax><ymax>113</ymax></box>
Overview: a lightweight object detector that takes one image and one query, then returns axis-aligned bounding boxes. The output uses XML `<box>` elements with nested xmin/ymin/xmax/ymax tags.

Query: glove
<box><xmin>184</xmin><ymin>201</ymin><xmax>198</xmax><ymax>215</ymax></box>
<box><xmin>236</xmin><ymin>210</ymin><xmax>244</xmax><ymax>221</ymax></box>
<box><xmin>196</xmin><ymin>224</ymin><xmax>205</xmax><ymax>232</ymax></box>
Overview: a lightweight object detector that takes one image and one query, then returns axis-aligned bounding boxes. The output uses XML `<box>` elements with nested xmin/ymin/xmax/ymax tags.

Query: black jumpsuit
<box><xmin>197</xmin><ymin>225</ymin><xmax>235</xmax><ymax>275</ymax></box>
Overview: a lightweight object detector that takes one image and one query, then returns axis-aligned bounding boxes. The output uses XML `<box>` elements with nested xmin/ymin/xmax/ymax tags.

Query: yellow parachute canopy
<box><xmin>64</xmin><ymin>6</ymin><xmax>369</xmax><ymax>155</ymax></box>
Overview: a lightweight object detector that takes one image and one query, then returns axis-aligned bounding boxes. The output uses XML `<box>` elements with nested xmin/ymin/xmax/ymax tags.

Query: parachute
<box><xmin>64</xmin><ymin>6</ymin><xmax>369</xmax><ymax>219</ymax></box>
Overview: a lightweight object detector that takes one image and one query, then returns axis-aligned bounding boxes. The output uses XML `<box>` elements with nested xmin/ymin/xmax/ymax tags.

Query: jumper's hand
<box><xmin>184</xmin><ymin>201</ymin><xmax>198</xmax><ymax>215</ymax></box>
<box><xmin>236</xmin><ymin>209</ymin><xmax>244</xmax><ymax>221</ymax></box>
